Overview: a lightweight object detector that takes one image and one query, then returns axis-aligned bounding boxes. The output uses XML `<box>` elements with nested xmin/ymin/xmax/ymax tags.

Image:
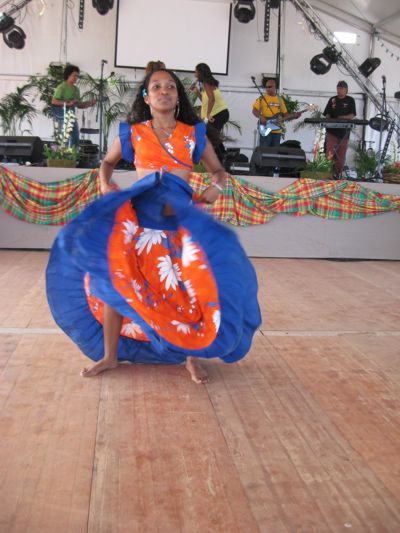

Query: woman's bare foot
<box><xmin>81</xmin><ymin>358</ymin><xmax>119</xmax><ymax>378</ymax></box>
<box><xmin>185</xmin><ymin>357</ymin><xmax>209</xmax><ymax>384</ymax></box>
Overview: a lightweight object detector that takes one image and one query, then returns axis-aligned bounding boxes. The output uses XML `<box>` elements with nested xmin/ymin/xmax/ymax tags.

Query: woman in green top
<box><xmin>191</xmin><ymin>63</ymin><xmax>229</xmax><ymax>161</ymax></box>
<box><xmin>51</xmin><ymin>64</ymin><xmax>96</xmax><ymax>147</ymax></box>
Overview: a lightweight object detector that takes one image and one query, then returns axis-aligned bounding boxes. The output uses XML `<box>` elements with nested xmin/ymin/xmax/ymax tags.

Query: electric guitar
<box><xmin>51</xmin><ymin>98</ymin><xmax>96</xmax><ymax>120</ymax></box>
<box><xmin>259</xmin><ymin>104</ymin><xmax>318</xmax><ymax>137</ymax></box>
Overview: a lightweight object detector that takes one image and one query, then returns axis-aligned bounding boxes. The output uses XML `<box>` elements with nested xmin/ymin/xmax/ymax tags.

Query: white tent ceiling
<box><xmin>309</xmin><ymin>0</ymin><xmax>400</xmax><ymax>46</ymax></box>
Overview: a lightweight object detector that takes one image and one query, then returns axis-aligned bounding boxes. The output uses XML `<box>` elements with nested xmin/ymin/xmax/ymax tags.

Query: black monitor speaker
<box><xmin>0</xmin><ymin>136</ymin><xmax>44</xmax><ymax>163</ymax></box>
<box><xmin>250</xmin><ymin>145</ymin><xmax>306</xmax><ymax>176</ymax></box>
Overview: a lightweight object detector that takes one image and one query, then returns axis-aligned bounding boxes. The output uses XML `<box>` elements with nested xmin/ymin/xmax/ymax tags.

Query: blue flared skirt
<box><xmin>46</xmin><ymin>172</ymin><xmax>261</xmax><ymax>364</ymax></box>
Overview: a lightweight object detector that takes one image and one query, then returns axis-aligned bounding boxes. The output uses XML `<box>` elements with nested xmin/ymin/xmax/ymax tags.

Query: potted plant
<box><xmin>43</xmin><ymin>109</ymin><xmax>78</xmax><ymax>167</ymax></box>
<box><xmin>354</xmin><ymin>148</ymin><xmax>377</xmax><ymax>181</ymax></box>
<box><xmin>383</xmin><ymin>160</ymin><xmax>400</xmax><ymax>183</ymax></box>
<box><xmin>300</xmin><ymin>153</ymin><xmax>335</xmax><ymax>180</ymax></box>
<box><xmin>26</xmin><ymin>63</ymin><xmax>64</xmax><ymax>119</ymax></box>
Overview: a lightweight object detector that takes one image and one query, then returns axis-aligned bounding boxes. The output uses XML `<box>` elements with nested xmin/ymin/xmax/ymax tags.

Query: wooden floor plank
<box><xmin>0</xmin><ymin>251</ymin><xmax>399</xmax><ymax>532</ymax></box>
<box><xmin>0</xmin><ymin>334</ymin><xmax>100</xmax><ymax>533</ymax></box>
<box><xmin>265</xmin><ymin>334</ymin><xmax>400</xmax><ymax>527</ymax></box>
<box><xmin>87</xmin><ymin>364</ymin><xmax>258</xmax><ymax>532</ymax></box>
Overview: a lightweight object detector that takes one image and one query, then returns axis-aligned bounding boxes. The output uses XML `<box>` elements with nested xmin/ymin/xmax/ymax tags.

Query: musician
<box><xmin>252</xmin><ymin>78</ymin><xmax>300</xmax><ymax>148</ymax></box>
<box><xmin>323</xmin><ymin>80</ymin><xmax>356</xmax><ymax>176</ymax></box>
<box><xmin>51</xmin><ymin>65</ymin><xmax>96</xmax><ymax>147</ymax></box>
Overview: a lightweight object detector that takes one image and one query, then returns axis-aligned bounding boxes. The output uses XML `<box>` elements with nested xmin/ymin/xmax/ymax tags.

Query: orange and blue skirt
<box><xmin>46</xmin><ymin>172</ymin><xmax>261</xmax><ymax>364</ymax></box>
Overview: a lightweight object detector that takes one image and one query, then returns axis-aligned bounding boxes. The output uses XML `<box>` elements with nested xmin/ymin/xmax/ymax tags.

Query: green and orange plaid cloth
<box><xmin>0</xmin><ymin>166</ymin><xmax>101</xmax><ymax>225</ymax></box>
<box><xmin>190</xmin><ymin>172</ymin><xmax>400</xmax><ymax>225</ymax></box>
<box><xmin>1</xmin><ymin>165</ymin><xmax>399</xmax><ymax>226</ymax></box>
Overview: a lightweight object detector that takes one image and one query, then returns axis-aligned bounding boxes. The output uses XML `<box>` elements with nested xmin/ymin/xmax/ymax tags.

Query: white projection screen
<box><xmin>115</xmin><ymin>0</ymin><xmax>232</xmax><ymax>74</ymax></box>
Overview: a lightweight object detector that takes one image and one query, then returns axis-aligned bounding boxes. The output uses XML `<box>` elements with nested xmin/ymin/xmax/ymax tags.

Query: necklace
<box><xmin>152</xmin><ymin>121</ymin><xmax>176</xmax><ymax>139</ymax></box>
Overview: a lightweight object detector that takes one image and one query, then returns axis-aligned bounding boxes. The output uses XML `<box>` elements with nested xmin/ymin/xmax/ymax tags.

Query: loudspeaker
<box><xmin>250</xmin><ymin>146</ymin><xmax>306</xmax><ymax>176</ymax></box>
<box><xmin>0</xmin><ymin>136</ymin><xmax>43</xmax><ymax>163</ymax></box>
<box><xmin>358</xmin><ymin>57</ymin><xmax>381</xmax><ymax>77</ymax></box>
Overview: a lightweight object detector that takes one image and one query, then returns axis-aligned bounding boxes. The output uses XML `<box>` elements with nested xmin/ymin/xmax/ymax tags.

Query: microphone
<box><xmin>251</xmin><ymin>76</ymin><xmax>256</xmax><ymax>82</ymax></box>
<box><xmin>382</xmin><ymin>75</ymin><xmax>386</xmax><ymax>83</ymax></box>
<box><xmin>101</xmin><ymin>59</ymin><xmax>108</xmax><ymax>64</ymax></box>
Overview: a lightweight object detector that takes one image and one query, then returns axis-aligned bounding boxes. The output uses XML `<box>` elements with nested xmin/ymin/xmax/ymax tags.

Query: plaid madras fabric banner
<box><xmin>1</xmin><ymin>166</ymin><xmax>399</xmax><ymax>226</ymax></box>
<box><xmin>0</xmin><ymin>166</ymin><xmax>101</xmax><ymax>225</ymax></box>
<box><xmin>190</xmin><ymin>173</ymin><xmax>400</xmax><ymax>225</ymax></box>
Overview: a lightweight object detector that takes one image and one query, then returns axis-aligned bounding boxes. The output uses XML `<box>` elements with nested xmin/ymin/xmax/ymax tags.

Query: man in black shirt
<box><xmin>323</xmin><ymin>80</ymin><xmax>356</xmax><ymax>176</ymax></box>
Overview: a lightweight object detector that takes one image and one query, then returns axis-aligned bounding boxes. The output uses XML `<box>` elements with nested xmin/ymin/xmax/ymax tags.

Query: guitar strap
<box><xmin>259</xmin><ymin>93</ymin><xmax>285</xmax><ymax>122</ymax></box>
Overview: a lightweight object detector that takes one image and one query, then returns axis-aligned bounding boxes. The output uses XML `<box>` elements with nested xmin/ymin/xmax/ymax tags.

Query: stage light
<box><xmin>369</xmin><ymin>115</ymin><xmax>389</xmax><ymax>131</ymax></box>
<box><xmin>92</xmin><ymin>0</ymin><xmax>114</xmax><ymax>16</ymax></box>
<box><xmin>234</xmin><ymin>0</ymin><xmax>255</xmax><ymax>23</ymax></box>
<box><xmin>3</xmin><ymin>25</ymin><xmax>26</xmax><ymax>49</ymax></box>
<box><xmin>310</xmin><ymin>53</ymin><xmax>332</xmax><ymax>75</ymax></box>
<box><xmin>0</xmin><ymin>13</ymin><xmax>14</xmax><ymax>33</ymax></box>
<box><xmin>358</xmin><ymin>57</ymin><xmax>381</xmax><ymax>77</ymax></box>
<box><xmin>322</xmin><ymin>46</ymin><xmax>340</xmax><ymax>64</ymax></box>
<box><xmin>395</xmin><ymin>91</ymin><xmax>400</xmax><ymax>100</ymax></box>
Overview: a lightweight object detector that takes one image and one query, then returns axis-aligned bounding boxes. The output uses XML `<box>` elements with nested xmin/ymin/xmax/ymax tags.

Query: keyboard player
<box><xmin>323</xmin><ymin>80</ymin><xmax>356</xmax><ymax>176</ymax></box>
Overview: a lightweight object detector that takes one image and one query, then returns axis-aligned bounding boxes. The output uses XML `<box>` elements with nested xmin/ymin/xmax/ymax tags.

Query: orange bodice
<box><xmin>119</xmin><ymin>120</ymin><xmax>206</xmax><ymax>171</ymax></box>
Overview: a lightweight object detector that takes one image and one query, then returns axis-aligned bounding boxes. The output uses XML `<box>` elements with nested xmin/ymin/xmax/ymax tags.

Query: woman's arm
<box><xmin>190</xmin><ymin>84</ymin><xmax>202</xmax><ymax>101</ymax></box>
<box><xmin>197</xmin><ymin>139</ymin><xmax>227</xmax><ymax>204</ymax></box>
<box><xmin>99</xmin><ymin>137</ymin><xmax>122</xmax><ymax>194</ymax></box>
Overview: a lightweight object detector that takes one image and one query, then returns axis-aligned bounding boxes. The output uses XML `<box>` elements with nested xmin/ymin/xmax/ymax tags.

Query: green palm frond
<box><xmin>0</xmin><ymin>85</ymin><xmax>37</xmax><ymax>135</ymax></box>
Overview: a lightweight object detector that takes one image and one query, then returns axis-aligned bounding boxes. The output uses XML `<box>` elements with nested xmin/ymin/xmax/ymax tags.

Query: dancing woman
<box><xmin>46</xmin><ymin>69</ymin><xmax>260</xmax><ymax>383</ymax></box>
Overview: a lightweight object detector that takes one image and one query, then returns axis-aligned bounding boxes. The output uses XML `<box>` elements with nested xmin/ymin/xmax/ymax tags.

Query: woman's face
<box><xmin>144</xmin><ymin>71</ymin><xmax>178</xmax><ymax>113</ymax></box>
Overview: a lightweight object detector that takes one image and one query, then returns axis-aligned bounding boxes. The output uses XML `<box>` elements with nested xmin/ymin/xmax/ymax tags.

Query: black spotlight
<box><xmin>234</xmin><ymin>0</ymin><xmax>256</xmax><ymax>23</ymax></box>
<box><xmin>358</xmin><ymin>57</ymin><xmax>381</xmax><ymax>77</ymax></box>
<box><xmin>92</xmin><ymin>0</ymin><xmax>114</xmax><ymax>15</ymax></box>
<box><xmin>0</xmin><ymin>13</ymin><xmax>14</xmax><ymax>33</ymax></box>
<box><xmin>395</xmin><ymin>91</ymin><xmax>400</xmax><ymax>100</ymax></box>
<box><xmin>369</xmin><ymin>115</ymin><xmax>389</xmax><ymax>131</ymax></box>
<box><xmin>310</xmin><ymin>53</ymin><xmax>332</xmax><ymax>75</ymax></box>
<box><xmin>3</xmin><ymin>26</ymin><xmax>26</xmax><ymax>49</ymax></box>
<box><xmin>322</xmin><ymin>46</ymin><xmax>340</xmax><ymax>64</ymax></box>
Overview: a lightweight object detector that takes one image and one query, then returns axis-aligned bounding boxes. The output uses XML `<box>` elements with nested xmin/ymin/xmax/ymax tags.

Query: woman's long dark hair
<box><xmin>127</xmin><ymin>68</ymin><xmax>222</xmax><ymax>148</ymax></box>
<box><xmin>195</xmin><ymin>63</ymin><xmax>219</xmax><ymax>87</ymax></box>
<box><xmin>128</xmin><ymin>69</ymin><xmax>199</xmax><ymax>125</ymax></box>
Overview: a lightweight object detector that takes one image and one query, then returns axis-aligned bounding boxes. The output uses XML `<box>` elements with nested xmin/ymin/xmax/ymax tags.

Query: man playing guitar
<box><xmin>51</xmin><ymin>64</ymin><xmax>96</xmax><ymax>148</ymax></box>
<box><xmin>252</xmin><ymin>78</ymin><xmax>301</xmax><ymax>148</ymax></box>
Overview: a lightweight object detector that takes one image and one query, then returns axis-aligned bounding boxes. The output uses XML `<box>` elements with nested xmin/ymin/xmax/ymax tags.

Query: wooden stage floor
<box><xmin>1</xmin><ymin>250</ymin><xmax>400</xmax><ymax>532</ymax></box>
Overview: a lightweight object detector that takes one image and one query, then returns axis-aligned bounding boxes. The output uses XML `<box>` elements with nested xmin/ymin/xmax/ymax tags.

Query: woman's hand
<box><xmin>207</xmin><ymin>115</ymin><xmax>215</xmax><ymax>123</ymax></box>
<box><xmin>198</xmin><ymin>185</ymin><xmax>222</xmax><ymax>204</ymax></box>
<box><xmin>100</xmin><ymin>180</ymin><xmax>118</xmax><ymax>195</ymax></box>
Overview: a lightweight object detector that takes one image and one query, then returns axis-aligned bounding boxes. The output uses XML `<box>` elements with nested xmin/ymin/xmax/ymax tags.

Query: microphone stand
<box><xmin>374</xmin><ymin>75</ymin><xmax>389</xmax><ymax>182</ymax></box>
<box><xmin>251</xmin><ymin>76</ymin><xmax>270</xmax><ymax>109</ymax></box>
<box><xmin>97</xmin><ymin>59</ymin><xmax>107</xmax><ymax>158</ymax></box>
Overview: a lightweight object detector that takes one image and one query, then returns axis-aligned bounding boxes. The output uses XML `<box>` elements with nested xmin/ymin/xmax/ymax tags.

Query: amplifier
<box><xmin>250</xmin><ymin>146</ymin><xmax>306</xmax><ymax>176</ymax></box>
<box><xmin>79</xmin><ymin>140</ymin><xmax>99</xmax><ymax>155</ymax></box>
<box><xmin>0</xmin><ymin>136</ymin><xmax>44</xmax><ymax>163</ymax></box>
